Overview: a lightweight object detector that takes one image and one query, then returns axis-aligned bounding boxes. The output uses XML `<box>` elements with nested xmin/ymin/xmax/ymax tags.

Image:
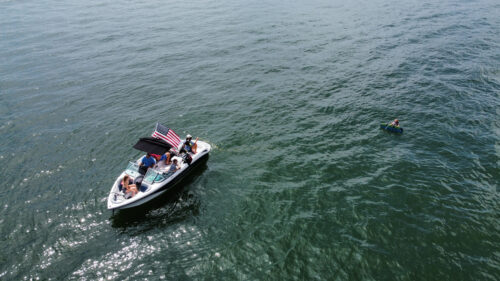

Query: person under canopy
<box><xmin>139</xmin><ymin>153</ymin><xmax>156</xmax><ymax>175</ymax></box>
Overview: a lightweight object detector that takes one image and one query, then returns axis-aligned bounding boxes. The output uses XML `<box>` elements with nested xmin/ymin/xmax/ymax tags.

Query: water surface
<box><xmin>1</xmin><ymin>0</ymin><xmax>499</xmax><ymax>280</ymax></box>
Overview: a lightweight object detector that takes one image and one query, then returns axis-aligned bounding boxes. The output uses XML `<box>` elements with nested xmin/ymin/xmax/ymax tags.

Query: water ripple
<box><xmin>0</xmin><ymin>0</ymin><xmax>499</xmax><ymax>280</ymax></box>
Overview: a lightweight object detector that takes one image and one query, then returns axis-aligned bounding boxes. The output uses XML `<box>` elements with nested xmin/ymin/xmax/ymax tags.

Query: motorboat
<box><xmin>107</xmin><ymin>136</ymin><xmax>211</xmax><ymax>210</ymax></box>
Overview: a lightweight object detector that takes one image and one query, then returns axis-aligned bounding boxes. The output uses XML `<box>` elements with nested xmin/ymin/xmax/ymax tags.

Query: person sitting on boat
<box><xmin>390</xmin><ymin>119</ymin><xmax>400</xmax><ymax>127</ymax></box>
<box><xmin>180</xmin><ymin>134</ymin><xmax>198</xmax><ymax>154</ymax></box>
<box><xmin>167</xmin><ymin>158</ymin><xmax>180</xmax><ymax>174</ymax></box>
<box><xmin>121</xmin><ymin>175</ymin><xmax>138</xmax><ymax>198</ymax></box>
<box><xmin>160</xmin><ymin>150</ymin><xmax>173</xmax><ymax>165</ymax></box>
<box><xmin>156</xmin><ymin>150</ymin><xmax>174</xmax><ymax>170</ymax></box>
<box><xmin>139</xmin><ymin>153</ymin><xmax>156</xmax><ymax>174</ymax></box>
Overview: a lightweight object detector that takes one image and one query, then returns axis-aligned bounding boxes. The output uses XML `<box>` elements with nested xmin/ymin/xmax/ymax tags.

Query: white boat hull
<box><xmin>107</xmin><ymin>140</ymin><xmax>211</xmax><ymax>210</ymax></box>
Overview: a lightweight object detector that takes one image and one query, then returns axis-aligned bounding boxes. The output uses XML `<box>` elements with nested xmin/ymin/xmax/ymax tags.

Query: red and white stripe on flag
<box><xmin>151</xmin><ymin>123</ymin><xmax>181</xmax><ymax>149</ymax></box>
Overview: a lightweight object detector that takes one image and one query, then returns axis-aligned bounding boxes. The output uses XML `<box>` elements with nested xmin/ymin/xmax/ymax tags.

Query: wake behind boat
<box><xmin>107</xmin><ymin>123</ymin><xmax>210</xmax><ymax>210</ymax></box>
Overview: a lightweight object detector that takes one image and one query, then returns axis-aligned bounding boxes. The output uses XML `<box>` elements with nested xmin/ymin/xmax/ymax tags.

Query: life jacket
<box><xmin>184</xmin><ymin>141</ymin><xmax>193</xmax><ymax>151</ymax></box>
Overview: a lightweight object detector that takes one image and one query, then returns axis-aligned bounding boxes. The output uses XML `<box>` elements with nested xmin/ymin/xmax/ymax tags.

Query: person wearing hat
<box><xmin>180</xmin><ymin>134</ymin><xmax>198</xmax><ymax>154</ymax></box>
<box><xmin>390</xmin><ymin>119</ymin><xmax>400</xmax><ymax>127</ymax></box>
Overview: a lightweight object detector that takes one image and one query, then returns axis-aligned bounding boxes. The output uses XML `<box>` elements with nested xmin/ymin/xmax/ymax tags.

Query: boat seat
<box><xmin>134</xmin><ymin>175</ymin><xmax>144</xmax><ymax>185</ymax></box>
<box><xmin>134</xmin><ymin>175</ymin><xmax>148</xmax><ymax>192</ymax></box>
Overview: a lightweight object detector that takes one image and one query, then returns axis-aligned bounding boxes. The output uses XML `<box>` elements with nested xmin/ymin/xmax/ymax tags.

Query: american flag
<box><xmin>151</xmin><ymin>123</ymin><xmax>181</xmax><ymax>149</ymax></box>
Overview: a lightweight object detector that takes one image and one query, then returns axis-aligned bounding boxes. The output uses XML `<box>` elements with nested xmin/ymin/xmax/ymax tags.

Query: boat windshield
<box><xmin>144</xmin><ymin>169</ymin><xmax>167</xmax><ymax>184</ymax></box>
<box><xmin>125</xmin><ymin>162</ymin><xmax>141</xmax><ymax>178</ymax></box>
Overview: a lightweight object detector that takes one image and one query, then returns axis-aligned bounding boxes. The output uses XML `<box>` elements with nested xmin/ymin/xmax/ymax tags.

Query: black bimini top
<box><xmin>133</xmin><ymin>137</ymin><xmax>172</xmax><ymax>155</ymax></box>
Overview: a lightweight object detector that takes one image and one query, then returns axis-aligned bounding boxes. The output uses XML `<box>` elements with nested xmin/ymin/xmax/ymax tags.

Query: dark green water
<box><xmin>1</xmin><ymin>0</ymin><xmax>499</xmax><ymax>279</ymax></box>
